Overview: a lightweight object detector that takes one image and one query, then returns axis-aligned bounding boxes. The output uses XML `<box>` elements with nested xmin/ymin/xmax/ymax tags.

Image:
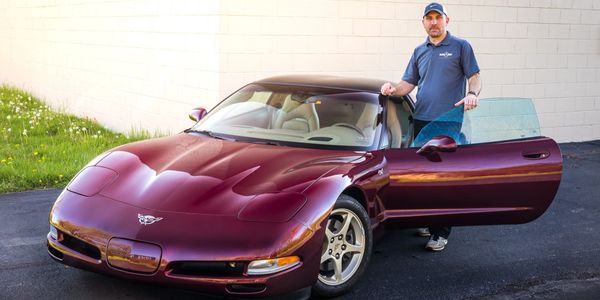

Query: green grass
<box><xmin>0</xmin><ymin>85</ymin><xmax>153</xmax><ymax>193</ymax></box>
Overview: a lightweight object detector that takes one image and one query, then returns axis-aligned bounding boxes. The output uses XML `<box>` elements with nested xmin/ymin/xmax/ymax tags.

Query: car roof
<box><xmin>254</xmin><ymin>74</ymin><xmax>388</xmax><ymax>94</ymax></box>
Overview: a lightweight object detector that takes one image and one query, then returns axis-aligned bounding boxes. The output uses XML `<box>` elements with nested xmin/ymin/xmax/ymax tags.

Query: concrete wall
<box><xmin>0</xmin><ymin>0</ymin><xmax>222</xmax><ymax>132</ymax></box>
<box><xmin>1</xmin><ymin>0</ymin><xmax>599</xmax><ymax>141</ymax></box>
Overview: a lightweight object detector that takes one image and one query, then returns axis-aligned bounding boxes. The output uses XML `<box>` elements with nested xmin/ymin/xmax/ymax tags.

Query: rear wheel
<box><xmin>312</xmin><ymin>194</ymin><xmax>372</xmax><ymax>297</ymax></box>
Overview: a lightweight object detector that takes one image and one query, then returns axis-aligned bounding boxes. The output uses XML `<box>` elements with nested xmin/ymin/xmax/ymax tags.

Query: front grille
<box><xmin>168</xmin><ymin>261</ymin><xmax>244</xmax><ymax>277</ymax></box>
<box><xmin>226</xmin><ymin>284</ymin><xmax>266</xmax><ymax>294</ymax></box>
<box><xmin>60</xmin><ymin>233</ymin><xmax>101</xmax><ymax>260</ymax></box>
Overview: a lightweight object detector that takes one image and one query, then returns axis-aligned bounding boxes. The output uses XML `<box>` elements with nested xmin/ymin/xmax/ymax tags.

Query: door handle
<box><xmin>522</xmin><ymin>150</ymin><xmax>550</xmax><ymax>160</ymax></box>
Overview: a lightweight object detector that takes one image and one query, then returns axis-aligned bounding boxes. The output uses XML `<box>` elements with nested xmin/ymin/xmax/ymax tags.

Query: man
<box><xmin>381</xmin><ymin>2</ymin><xmax>482</xmax><ymax>251</ymax></box>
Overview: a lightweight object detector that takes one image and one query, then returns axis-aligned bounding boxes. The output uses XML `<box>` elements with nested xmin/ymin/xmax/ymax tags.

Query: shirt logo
<box><xmin>439</xmin><ymin>51</ymin><xmax>453</xmax><ymax>58</ymax></box>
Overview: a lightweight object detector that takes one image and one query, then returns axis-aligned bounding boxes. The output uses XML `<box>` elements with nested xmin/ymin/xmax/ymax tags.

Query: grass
<box><xmin>0</xmin><ymin>85</ymin><xmax>153</xmax><ymax>193</ymax></box>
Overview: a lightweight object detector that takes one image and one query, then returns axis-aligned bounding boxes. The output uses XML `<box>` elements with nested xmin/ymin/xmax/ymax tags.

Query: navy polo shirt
<box><xmin>402</xmin><ymin>31</ymin><xmax>480</xmax><ymax>121</ymax></box>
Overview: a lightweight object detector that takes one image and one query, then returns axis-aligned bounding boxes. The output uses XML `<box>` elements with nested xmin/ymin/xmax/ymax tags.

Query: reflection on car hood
<box><xmin>95</xmin><ymin>133</ymin><xmax>364</xmax><ymax>214</ymax></box>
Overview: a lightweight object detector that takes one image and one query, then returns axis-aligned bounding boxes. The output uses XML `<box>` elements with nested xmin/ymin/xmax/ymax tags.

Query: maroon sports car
<box><xmin>47</xmin><ymin>75</ymin><xmax>562</xmax><ymax>298</ymax></box>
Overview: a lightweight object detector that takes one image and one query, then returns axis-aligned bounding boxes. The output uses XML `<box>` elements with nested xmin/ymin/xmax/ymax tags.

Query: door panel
<box><xmin>378</xmin><ymin>137</ymin><xmax>562</xmax><ymax>227</ymax></box>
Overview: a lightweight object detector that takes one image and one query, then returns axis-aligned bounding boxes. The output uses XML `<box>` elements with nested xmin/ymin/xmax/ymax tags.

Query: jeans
<box><xmin>414</xmin><ymin>118</ymin><xmax>452</xmax><ymax>239</ymax></box>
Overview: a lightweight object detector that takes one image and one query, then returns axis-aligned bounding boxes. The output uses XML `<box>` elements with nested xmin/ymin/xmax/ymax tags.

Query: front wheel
<box><xmin>312</xmin><ymin>194</ymin><xmax>373</xmax><ymax>298</ymax></box>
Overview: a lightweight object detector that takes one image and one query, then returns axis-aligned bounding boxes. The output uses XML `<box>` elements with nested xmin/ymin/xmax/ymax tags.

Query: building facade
<box><xmin>1</xmin><ymin>0</ymin><xmax>599</xmax><ymax>141</ymax></box>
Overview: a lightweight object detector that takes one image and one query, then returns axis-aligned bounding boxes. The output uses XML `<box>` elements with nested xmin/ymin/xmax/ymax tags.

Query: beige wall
<box><xmin>1</xmin><ymin>0</ymin><xmax>599</xmax><ymax>141</ymax></box>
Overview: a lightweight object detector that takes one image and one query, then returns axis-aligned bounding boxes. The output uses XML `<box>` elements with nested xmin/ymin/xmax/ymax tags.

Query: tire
<box><xmin>312</xmin><ymin>194</ymin><xmax>373</xmax><ymax>298</ymax></box>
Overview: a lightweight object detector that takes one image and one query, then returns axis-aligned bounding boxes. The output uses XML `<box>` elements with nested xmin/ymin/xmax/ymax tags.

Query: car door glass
<box><xmin>411</xmin><ymin>97</ymin><xmax>541</xmax><ymax>147</ymax></box>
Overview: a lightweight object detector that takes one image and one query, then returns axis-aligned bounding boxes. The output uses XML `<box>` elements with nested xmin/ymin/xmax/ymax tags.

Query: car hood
<box><xmin>94</xmin><ymin>133</ymin><xmax>364</xmax><ymax>215</ymax></box>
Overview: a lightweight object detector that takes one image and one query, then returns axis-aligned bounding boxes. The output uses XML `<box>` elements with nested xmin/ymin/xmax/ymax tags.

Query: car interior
<box><xmin>197</xmin><ymin>88</ymin><xmax>416</xmax><ymax>148</ymax></box>
<box><xmin>385</xmin><ymin>97</ymin><xmax>413</xmax><ymax>149</ymax></box>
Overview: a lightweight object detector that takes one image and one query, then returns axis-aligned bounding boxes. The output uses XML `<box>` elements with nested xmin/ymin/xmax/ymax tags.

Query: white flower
<box><xmin>22</xmin><ymin>129</ymin><xmax>27</xmax><ymax>136</ymax></box>
<box><xmin>7</xmin><ymin>128</ymin><xmax>11</xmax><ymax>132</ymax></box>
<box><xmin>6</xmin><ymin>115</ymin><xmax>10</xmax><ymax>120</ymax></box>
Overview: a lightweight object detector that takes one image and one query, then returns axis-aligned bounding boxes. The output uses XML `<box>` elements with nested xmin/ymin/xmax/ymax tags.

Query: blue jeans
<box><xmin>414</xmin><ymin>118</ymin><xmax>452</xmax><ymax>239</ymax></box>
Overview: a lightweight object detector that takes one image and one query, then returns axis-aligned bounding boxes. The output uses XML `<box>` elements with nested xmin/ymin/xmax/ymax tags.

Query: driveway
<box><xmin>1</xmin><ymin>141</ymin><xmax>599</xmax><ymax>300</ymax></box>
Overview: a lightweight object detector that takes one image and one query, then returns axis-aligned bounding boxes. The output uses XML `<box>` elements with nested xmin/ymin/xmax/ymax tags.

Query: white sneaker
<box><xmin>416</xmin><ymin>227</ymin><xmax>431</xmax><ymax>237</ymax></box>
<box><xmin>425</xmin><ymin>236</ymin><xmax>448</xmax><ymax>251</ymax></box>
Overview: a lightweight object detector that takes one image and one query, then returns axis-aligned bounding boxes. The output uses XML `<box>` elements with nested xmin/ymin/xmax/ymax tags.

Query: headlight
<box><xmin>67</xmin><ymin>166</ymin><xmax>118</xmax><ymax>197</ymax></box>
<box><xmin>85</xmin><ymin>151</ymin><xmax>112</xmax><ymax>167</ymax></box>
<box><xmin>247</xmin><ymin>256</ymin><xmax>301</xmax><ymax>275</ymax></box>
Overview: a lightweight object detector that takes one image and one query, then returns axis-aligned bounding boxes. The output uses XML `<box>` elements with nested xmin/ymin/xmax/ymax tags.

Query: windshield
<box><xmin>412</xmin><ymin>97</ymin><xmax>541</xmax><ymax>147</ymax></box>
<box><xmin>191</xmin><ymin>84</ymin><xmax>383</xmax><ymax>150</ymax></box>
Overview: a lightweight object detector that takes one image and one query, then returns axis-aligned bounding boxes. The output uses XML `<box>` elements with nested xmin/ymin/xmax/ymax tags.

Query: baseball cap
<box><xmin>423</xmin><ymin>2</ymin><xmax>447</xmax><ymax>17</ymax></box>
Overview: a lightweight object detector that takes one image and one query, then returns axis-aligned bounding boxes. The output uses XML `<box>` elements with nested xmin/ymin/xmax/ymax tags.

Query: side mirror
<box><xmin>416</xmin><ymin>136</ymin><xmax>457</xmax><ymax>155</ymax></box>
<box><xmin>189</xmin><ymin>107</ymin><xmax>207</xmax><ymax>122</ymax></box>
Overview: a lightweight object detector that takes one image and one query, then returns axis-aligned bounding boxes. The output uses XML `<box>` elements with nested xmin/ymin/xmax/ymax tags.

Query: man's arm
<box><xmin>380</xmin><ymin>80</ymin><xmax>416</xmax><ymax>97</ymax></box>
<box><xmin>454</xmin><ymin>72</ymin><xmax>481</xmax><ymax>111</ymax></box>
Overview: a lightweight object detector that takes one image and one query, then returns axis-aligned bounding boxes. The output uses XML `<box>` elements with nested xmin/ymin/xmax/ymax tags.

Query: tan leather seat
<box><xmin>387</xmin><ymin>100</ymin><xmax>403</xmax><ymax>148</ymax></box>
<box><xmin>274</xmin><ymin>99</ymin><xmax>320</xmax><ymax>132</ymax></box>
<box><xmin>355</xmin><ymin>103</ymin><xmax>378</xmax><ymax>138</ymax></box>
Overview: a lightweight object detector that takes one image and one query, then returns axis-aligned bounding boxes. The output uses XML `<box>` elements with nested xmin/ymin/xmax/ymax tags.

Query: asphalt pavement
<box><xmin>1</xmin><ymin>140</ymin><xmax>600</xmax><ymax>300</ymax></box>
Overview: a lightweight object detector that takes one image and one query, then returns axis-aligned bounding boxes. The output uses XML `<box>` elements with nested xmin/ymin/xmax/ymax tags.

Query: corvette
<box><xmin>47</xmin><ymin>75</ymin><xmax>562</xmax><ymax>298</ymax></box>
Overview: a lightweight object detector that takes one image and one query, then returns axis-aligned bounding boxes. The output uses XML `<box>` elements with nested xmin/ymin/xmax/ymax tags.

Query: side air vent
<box><xmin>60</xmin><ymin>233</ymin><xmax>101</xmax><ymax>260</ymax></box>
<box><xmin>47</xmin><ymin>243</ymin><xmax>64</xmax><ymax>260</ymax></box>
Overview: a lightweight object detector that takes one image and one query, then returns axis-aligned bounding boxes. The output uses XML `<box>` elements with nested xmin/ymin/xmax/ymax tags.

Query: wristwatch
<box><xmin>468</xmin><ymin>91</ymin><xmax>478</xmax><ymax>97</ymax></box>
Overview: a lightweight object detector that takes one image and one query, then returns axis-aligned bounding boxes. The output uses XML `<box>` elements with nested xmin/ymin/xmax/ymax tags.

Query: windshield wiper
<box><xmin>249</xmin><ymin>140</ymin><xmax>282</xmax><ymax>146</ymax></box>
<box><xmin>185</xmin><ymin>129</ymin><xmax>233</xmax><ymax>141</ymax></box>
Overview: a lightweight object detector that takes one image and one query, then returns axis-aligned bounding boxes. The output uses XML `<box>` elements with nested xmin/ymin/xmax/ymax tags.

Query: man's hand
<box><xmin>380</xmin><ymin>82</ymin><xmax>396</xmax><ymax>96</ymax></box>
<box><xmin>455</xmin><ymin>94</ymin><xmax>478</xmax><ymax>111</ymax></box>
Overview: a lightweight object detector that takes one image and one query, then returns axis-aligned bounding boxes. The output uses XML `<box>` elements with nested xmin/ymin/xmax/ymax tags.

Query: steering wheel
<box><xmin>332</xmin><ymin>123</ymin><xmax>365</xmax><ymax>137</ymax></box>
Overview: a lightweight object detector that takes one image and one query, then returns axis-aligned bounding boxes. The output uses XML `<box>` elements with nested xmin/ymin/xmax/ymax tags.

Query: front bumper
<box><xmin>47</xmin><ymin>191</ymin><xmax>323</xmax><ymax>297</ymax></box>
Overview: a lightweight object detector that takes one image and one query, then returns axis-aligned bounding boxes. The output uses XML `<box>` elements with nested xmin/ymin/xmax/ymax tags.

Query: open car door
<box><xmin>379</xmin><ymin>98</ymin><xmax>562</xmax><ymax>228</ymax></box>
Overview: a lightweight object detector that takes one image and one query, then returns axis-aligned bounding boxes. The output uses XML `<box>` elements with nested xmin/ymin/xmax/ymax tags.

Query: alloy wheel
<box><xmin>318</xmin><ymin>208</ymin><xmax>366</xmax><ymax>286</ymax></box>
